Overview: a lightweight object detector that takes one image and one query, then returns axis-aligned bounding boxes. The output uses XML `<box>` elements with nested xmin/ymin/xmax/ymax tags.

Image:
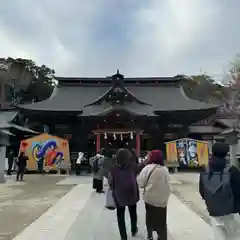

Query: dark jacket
<box><xmin>17</xmin><ymin>152</ymin><xmax>28</xmax><ymax>167</ymax></box>
<box><xmin>109</xmin><ymin>164</ymin><xmax>139</xmax><ymax>207</ymax></box>
<box><xmin>136</xmin><ymin>162</ymin><xmax>146</xmax><ymax>175</ymax></box>
<box><xmin>199</xmin><ymin>156</ymin><xmax>240</xmax><ymax>214</ymax></box>
<box><xmin>7</xmin><ymin>151</ymin><xmax>14</xmax><ymax>163</ymax></box>
<box><xmin>90</xmin><ymin>155</ymin><xmax>104</xmax><ymax>180</ymax></box>
<box><xmin>102</xmin><ymin>157</ymin><xmax>115</xmax><ymax>179</ymax></box>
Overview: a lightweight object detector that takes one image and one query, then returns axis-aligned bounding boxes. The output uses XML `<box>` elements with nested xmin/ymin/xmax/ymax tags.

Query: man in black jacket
<box><xmin>199</xmin><ymin>142</ymin><xmax>240</xmax><ymax>239</ymax></box>
<box><xmin>199</xmin><ymin>143</ymin><xmax>240</xmax><ymax>214</ymax></box>
<box><xmin>16</xmin><ymin>152</ymin><xmax>28</xmax><ymax>181</ymax></box>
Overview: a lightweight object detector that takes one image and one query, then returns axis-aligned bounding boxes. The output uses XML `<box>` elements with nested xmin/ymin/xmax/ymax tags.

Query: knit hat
<box><xmin>148</xmin><ymin>150</ymin><xmax>164</xmax><ymax>166</ymax></box>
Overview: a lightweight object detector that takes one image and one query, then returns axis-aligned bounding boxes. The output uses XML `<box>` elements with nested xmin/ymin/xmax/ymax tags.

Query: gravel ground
<box><xmin>0</xmin><ymin>174</ymin><xmax>73</xmax><ymax>240</ymax></box>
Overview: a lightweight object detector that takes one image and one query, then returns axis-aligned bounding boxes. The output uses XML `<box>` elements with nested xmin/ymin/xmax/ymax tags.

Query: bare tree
<box><xmin>182</xmin><ymin>74</ymin><xmax>224</xmax><ymax>104</ymax></box>
<box><xmin>0</xmin><ymin>59</ymin><xmax>11</xmax><ymax>107</ymax></box>
<box><xmin>222</xmin><ymin>55</ymin><xmax>240</xmax><ymax>166</ymax></box>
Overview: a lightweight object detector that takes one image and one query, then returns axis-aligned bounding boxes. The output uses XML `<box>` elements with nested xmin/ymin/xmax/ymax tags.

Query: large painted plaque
<box><xmin>20</xmin><ymin>133</ymin><xmax>69</xmax><ymax>171</ymax></box>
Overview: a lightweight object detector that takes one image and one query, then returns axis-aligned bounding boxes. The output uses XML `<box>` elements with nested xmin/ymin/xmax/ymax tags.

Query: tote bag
<box><xmin>105</xmin><ymin>188</ymin><xmax>116</xmax><ymax>210</ymax></box>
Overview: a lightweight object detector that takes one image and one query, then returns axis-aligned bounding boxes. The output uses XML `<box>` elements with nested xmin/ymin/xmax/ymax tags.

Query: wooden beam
<box><xmin>92</xmin><ymin>128</ymin><xmax>143</xmax><ymax>134</ymax></box>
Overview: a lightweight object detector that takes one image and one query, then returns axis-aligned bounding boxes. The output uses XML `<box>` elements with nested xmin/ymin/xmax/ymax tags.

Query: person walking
<box><xmin>102</xmin><ymin>150</ymin><xmax>115</xmax><ymax>179</ymax></box>
<box><xmin>76</xmin><ymin>152</ymin><xmax>84</xmax><ymax>175</ymax></box>
<box><xmin>108</xmin><ymin>148</ymin><xmax>139</xmax><ymax>240</ymax></box>
<box><xmin>129</xmin><ymin>148</ymin><xmax>142</xmax><ymax>174</ymax></box>
<box><xmin>199</xmin><ymin>142</ymin><xmax>240</xmax><ymax>240</ymax></box>
<box><xmin>102</xmin><ymin>150</ymin><xmax>116</xmax><ymax>188</ymax></box>
<box><xmin>138</xmin><ymin>150</ymin><xmax>171</xmax><ymax>240</ymax></box>
<box><xmin>90</xmin><ymin>149</ymin><xmax>105</xmax><ymax>193</ymax></box>
<box><xmin>16</xmin><ymin>151</ymin><xmax>28</xmax><ymax>181</ymax></box>
<box><xmin>37</xmin><ymin>156</ymin><xmax>44</xmax><ymax>173</ymax></box>
<box><xmin>7</xmin><ymin>149</ymin><xmax>15</xmax><ymax>175</ymax></box>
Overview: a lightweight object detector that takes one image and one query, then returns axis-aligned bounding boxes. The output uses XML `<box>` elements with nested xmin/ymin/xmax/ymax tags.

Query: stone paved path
<box><xmin>14</xmin><ymin>176</ymin><xmax>213</xmax><ymax>240</ymax></box>
<box><xmin>65</xmin><ymin>190</ymin><xmax>174</xmax><ymax>240</ymax></box>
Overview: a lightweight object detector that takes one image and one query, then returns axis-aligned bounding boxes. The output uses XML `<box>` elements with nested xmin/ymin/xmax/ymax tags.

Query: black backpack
<box><xmin>201</xmin><ymin>166</ymin><xmax>234</xmax><ymax>216</ymax></box>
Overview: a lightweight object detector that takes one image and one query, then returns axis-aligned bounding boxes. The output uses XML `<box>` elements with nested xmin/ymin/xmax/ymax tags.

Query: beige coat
<box><xmin>137</xmin><ymin>164</ymin><xmax>171</xmax><ymax>207</ymax></box>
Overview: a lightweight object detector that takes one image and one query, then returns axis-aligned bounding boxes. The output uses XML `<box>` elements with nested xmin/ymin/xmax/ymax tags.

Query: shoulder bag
<box><xmin>143</xmin><ymin>165</ymin><xmax>158</xmax><ymax>194</ymax></box>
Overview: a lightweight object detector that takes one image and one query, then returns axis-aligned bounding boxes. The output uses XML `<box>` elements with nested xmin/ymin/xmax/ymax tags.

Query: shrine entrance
<box><xmin>92</xmin><ymin>129</ymin><xmax>142</xmax><ymax>156</ymax></box>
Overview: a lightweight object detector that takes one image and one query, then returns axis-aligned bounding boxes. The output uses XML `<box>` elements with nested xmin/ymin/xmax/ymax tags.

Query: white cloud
<box><xmin>124</xmin><ymin>0</ymin><xmax>222</xmax><ymax>76</ymax></box>
<box><xmin>0</xmin><ymin>0</ymin><xmax>239</xmax><ymax>78</ymax></box>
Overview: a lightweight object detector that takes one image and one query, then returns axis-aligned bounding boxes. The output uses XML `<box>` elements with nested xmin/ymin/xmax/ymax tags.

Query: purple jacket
<box><xmin>109</xmin><ymin>165</ymin><xmax>139</xmax><ymax>207</ymax></box>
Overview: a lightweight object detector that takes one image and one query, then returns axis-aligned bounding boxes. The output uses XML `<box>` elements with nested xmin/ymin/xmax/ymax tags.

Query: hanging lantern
<box><xmin>130</xmin><ymin>132</ymin><xmax>133</xmax><ymax>140</ymax></box>
<box><xmin>104</xmin><ymin>132</ymin><xmax>107</xmax><ymax>139</ymax></box>
<box><xmin>113</xmin><ymin>133</ymin><xmax>116</xmax><ymax>140</ymax></box>
<box><xmin>120</xmin><ymin>134</ymin><xmax>123</xmax><ymax>141</ymax></box>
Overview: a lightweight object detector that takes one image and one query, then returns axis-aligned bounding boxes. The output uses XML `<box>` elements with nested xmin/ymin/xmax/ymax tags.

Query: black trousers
<box><xmin>117</xmin><ymin>204</ymin><xmax>137</xmax><ymax>240</ymax></box>
<box><xmin>7</xmin><ymin>159</ymin><xmax>14</xmax><ymax>175</ymax></box>
<box><xmin>145</xmin><ymin>203</ymin><xmax>167</xmax><ymax>240</ymax></box>
<box><xmin>16</xmin><ymin>165</ymin><xmax>26</xmax><ymax>181</ymax></box>
<box><xmin>37</xmin><ymin>159</ymin><xmax>44</xmax><ymax>173</ymax></box>
<box><xmin>93</xmin><ymin>178</ymin><xmax>103</xmax><ymax>193</ymax></box>
<box><xmin>75</xmin><ymin>164</ymin><xmax>81</xmax><ymax>175</ymax></box>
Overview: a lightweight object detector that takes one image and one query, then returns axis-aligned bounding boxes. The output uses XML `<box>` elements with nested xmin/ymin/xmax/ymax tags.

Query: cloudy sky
<box><xmin>0</xmin><ymin>0</ymin><xmax>239</xmax><ymax>79</ymax></box>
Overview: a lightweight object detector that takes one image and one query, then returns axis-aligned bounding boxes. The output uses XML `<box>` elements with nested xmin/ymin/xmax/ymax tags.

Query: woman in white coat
<box><xmin>138</xmin><ymin>150</ymin><xmax>171</xmax><ymax>240</ymax></box>
<box><xmin>76</xmin><ymin>152</ymin><xmax>84</xmax><ymax>175</ymax></box>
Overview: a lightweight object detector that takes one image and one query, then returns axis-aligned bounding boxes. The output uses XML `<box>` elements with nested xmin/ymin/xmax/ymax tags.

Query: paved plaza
<box><xmin>12</xmin><ymin>174</ymin><xmax>213</xmax><ymax>240</ymax></box>
<box><xmin>0</xmin><ymin>175</ymin><xmax>72</xmax><ymax>240</ymax></box>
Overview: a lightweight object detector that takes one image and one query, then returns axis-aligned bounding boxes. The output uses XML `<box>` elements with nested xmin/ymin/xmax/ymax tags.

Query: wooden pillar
<box><xmin>136</xmin><ymin>133</ymin><xmax>140</xmax><ymax>157</ymax></box>
<box><xmin>96</xmin><ymin>134</ymin><xmax>100</xmax><ymax>153</ymax></box>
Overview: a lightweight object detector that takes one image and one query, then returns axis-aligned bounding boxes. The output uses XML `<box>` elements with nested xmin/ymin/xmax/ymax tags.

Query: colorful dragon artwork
<box><xmin>32</xmin><ymin>140</ymin><xmax>64</xmax><ymax>168</ymax></box>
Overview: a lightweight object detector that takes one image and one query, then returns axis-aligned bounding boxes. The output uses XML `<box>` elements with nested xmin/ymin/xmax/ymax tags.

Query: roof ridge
<box><xmin>56</xmin><ymin>76</ymin><xmax>182</xmax><ymax>83</ymax></box>
<box><xmin>85</xmin><ymin>85</ymin><xmax>151</xmax><ymax>107</ymax></box>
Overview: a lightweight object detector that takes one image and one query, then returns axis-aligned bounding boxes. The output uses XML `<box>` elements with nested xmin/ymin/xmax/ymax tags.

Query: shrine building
<box><xmin>16</xmin><ymin>70</ymin><xmax>218</xmax><ymax>159</ymax></box>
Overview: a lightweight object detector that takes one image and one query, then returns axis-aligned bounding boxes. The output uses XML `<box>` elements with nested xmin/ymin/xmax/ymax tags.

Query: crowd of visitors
<box><xmin>90</xmin><ymin>148</ymin><xmax>170</xmax><ymax>240</ymax></box>
<box><xmin>89</xmin><ymin>143</ymin><xmax>240</xmax><ymax>240</ymax></box>
<box><xmin>5</xmin><ymin>142</ymin><xmax>240</xmax><ymax>240</ymax></box>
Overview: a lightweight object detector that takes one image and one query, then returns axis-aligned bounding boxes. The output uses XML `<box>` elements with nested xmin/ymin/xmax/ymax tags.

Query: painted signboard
<box><xmin>165</xmin><ymin>138</ymin><xmax>209</xmax><ymax>167</ymax></box>
<box><xmin>166</xmin><ymin>142</ymin><xmax>177</xmax><ymax>163</ymax></box>
<box><xmin>20</xmin><ymin>133</ymin><xmax>69</xmax><ymax>171</ymax></box>
<box><xmin>196</xmin><ymin>141</ymin><xmax>209</xmax><ymax>167</ymax></box>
